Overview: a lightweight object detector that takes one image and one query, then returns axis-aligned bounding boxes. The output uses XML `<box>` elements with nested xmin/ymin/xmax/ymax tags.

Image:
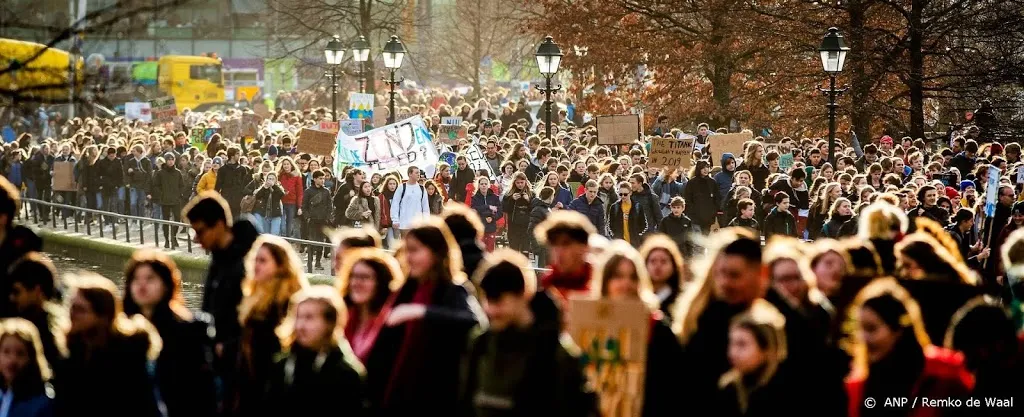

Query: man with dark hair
<box><xmin>214</xmin><ymin>147</ymin><xmax>249</xmax><ymax>217</ymax></box>
<box><xmin>150</xmin><ymin>152</ymin><xmax>187</xmax><ymax>249</ymax></box>
<box><xmin>950</xmin><ymin>139</ymin><xmax>979</xmax><ymax>179</ymax></box>
<box><xmin>947</xmin><ymin>208</ymin><xmax>989</xmax><ymax>270</ymax></box>
<box><xmin>329</xmin><ymin>227</ymin><xmax>382</xmax><ymax>274</ymax></box>
<box><xmin>450</xmin><ymin>155</ymin><xmax>475</xmax><ymax>204</ymax></box>
<box><xmin>459</xmin><ymin>250</ymin><xmax>596</xmax><ymax>417</ymax></box>
<box><xmin>302</xmin><ymin>169</ymin><xmax>332</xmax><ymax>270</ymax></box>
<box><xmin>0</xmin><ymin>176</ymin><xmax>42</xmax><ymax>317</ymax></box>
<box><xmin>8</xmin><ymin>253</ymin><xmax>64</xmax><ymax>366</ymax></box>
<box><xmin>907</xmin><ymin>184</ymin><xmax>949</xmax><ymax>228</ymax></box>
<box><xmin>184</xmin><ymin>191</ymin><xmax>259</xmax><ymax>388</ymax></box>
<box><xmin>442</xmin><ymin>202</ymin><xmax>487</xmax><ymax>278</ymax></box>
<box><xmin>535</xmin><ymin>210</ymin><xmax>596</xmax><ymax>302</ymax></box>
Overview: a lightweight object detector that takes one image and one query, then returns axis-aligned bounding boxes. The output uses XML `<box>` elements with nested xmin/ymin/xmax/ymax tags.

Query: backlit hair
<box><xmin>845</xmin><ymin>278</ymin><xmax>931</xmax><ymax>380</ymax></box>
<box><xmin>590</xmin><ymin>241</ymin><xmax>660</xmax><ymax>310</ymax></box>
<box><xmin>276</xmin><ymin>285</ymin><xmax>351</xmax><ymax>351</ymax></box>
<box><xmin>64</xmin><ymin>272</ymin><xmax>162</xmax><ymax>360</ymax></box>
<box><xmin>0</xmin><ymin>317</ymin><xmax>53</xmax><ymax>388</ymax></box>
<box><xmin>240</xmin><ymin>235</ymin><xmax>310</xmax><ymax>324</ymax></box>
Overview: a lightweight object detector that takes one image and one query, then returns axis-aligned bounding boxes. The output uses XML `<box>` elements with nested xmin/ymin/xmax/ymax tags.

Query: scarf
<box><xmin>383</xmin><ymin>279</ymin><xmax>437</xmax><ymax>406</ymax></box>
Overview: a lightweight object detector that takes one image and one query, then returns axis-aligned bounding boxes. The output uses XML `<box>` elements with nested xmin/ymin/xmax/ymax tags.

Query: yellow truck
<box><xmin>157</xmin><ymin>55</ymin><xmax>225</xmax><ymax>112</ymax></box>
<box><xmin>0</xmin><ymin>38</ymin><xmax>83</xmax><ymax>103</ymax></box>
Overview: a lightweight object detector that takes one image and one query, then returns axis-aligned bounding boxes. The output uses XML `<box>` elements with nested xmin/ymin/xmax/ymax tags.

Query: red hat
<box><xmin>990</xmin><ymin>143</ymin><xmax>1004</xmax><ymax>155</ymax></box>
<box><xmin>880</xmin><ymin>135</ymin><xmax>894</xmax><ymax>145</ymax></box>
<box><xmin>945</xmin><ymin>186</ymin><xmax>959</xmax><ymax>200</ymax></box>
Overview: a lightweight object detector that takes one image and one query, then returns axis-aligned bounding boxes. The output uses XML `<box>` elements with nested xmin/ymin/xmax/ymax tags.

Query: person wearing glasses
<box><xmin>606</xmin><ymin>181</ymin><xmax>648</xmax><ymax>246</ymax></box>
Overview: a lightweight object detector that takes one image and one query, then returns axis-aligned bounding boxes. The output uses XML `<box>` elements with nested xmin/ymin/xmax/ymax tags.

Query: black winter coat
<box><xmin>301</xmin><ymin>185</ymin><xmax>333</xmax><ymax>221</ymax></box>
<box><xmin>151</xmin><ymin>165</ymin><xmax>187</xmax><ymax>206</ymax></box>
<box><xmin>150</xmin><ymin>309</ymin><xmax>218</xmax><ymax>417</ymax></box>
<box><xmin>214</xmin><ymin>162</ymin><xmax>249</xmax><ymax>211</ymax></box>
<box><xmin>253</xmin><ymin>183</ymin><xmax>286</xmax><ymax>218</ymax></box>
<box><xmin>264</xmin><ymin>345</ymin><xmax>366</xmax><ymax>417</ymax></box>
<box><xmin>95</xmin><ymin>156</ymin><xmax>124</xmax><ymax>193</ymax></box>
<box><xmin>607</xmin><ymin>200</ymin><xmax>648</xmax><ymax>245</ymax></box>
<box><xmin>659</xmin><ymin>214</ymin><xmax>698</xmax><ymax>255</ymax></box>
<box><xmin>763</xmin><ymin>208</ymin><xmax>797</xmax><ymax>239</ymax></box>
<box><xmin>821</xmin><ymin>214</ymin><xmax>852</xmax><ymax>239</ymax></box>
<box><xmin>202</xmin><ymin>219</ymin><xmax>259</xmax><ymax>347</ymax></box>
<box><xmin>0</xmin><ymin>226</ymin><xmax>42</xmax><ymax>317</ymax></box>
<box><xmin>683</xmin><ymin>175</ymin><xmax>720</xmax><ymax>227</ymax></box>
<box><xmin>527</xmin><ymin>199</ymin><xmax>552</xmax><ymax>254</ymax></box>
<box><xmin>364</xmin><ymin>280</ymin><xmax>483</xmax><ymax>416</ymax></box>
<box><xmin>54</xmin><ymin>333</ymin><xmax>162</xmax><ymax>417</ymax></box>
<box><xmin>502</xmin><ymin>190</ymin><xmax>533</xmax><ymax>252</ymax></box>
<box><xmin>451</xmin><ymin>167</ymin><xmax>476</xmax><ymax>203</ymax></box>
<box><xmin>644</xmin><ymin>317</ymin><xmax>685</xmax><ymax>417</ymax></box>
<box><xmin>633</xmin><ymin>183</ymin><xmax>664</xmax><ymax>230</ymax></box>
<box><xmin>333</xmin><ymin>181</ymin><xmax>357</xmax><ymax>227</ymax></box>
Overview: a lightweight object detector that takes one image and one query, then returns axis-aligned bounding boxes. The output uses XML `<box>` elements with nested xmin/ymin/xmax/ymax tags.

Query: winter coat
<box><xmin>429</xmin><ymin>192</ymin><xmax>444</xmax><ymax>215</ymax></box>
<box><xmin>151</xmin><ymin>165</ymin><xmax>187</xmax><ymax>206</ymax></box>
<box><xmin>650</xmin><ymin>175</ymin><xmax>686</xmax><ymax>213</ymax></box>
<box><xmin>95</xmin><ymin>156</ymin><xmax>123</xmax><ymax>193</ymax></box>
<box><xmin>821</xmin><ymin>214</ymin><xmax>852</xmax><ymax>239</ymax></box>
<box><xmin>658</xmin><ymin>214</ymin><xmax>698</xmax><ymax>255</ymax></box>
<box><xmin>0</xmin><ymin>225</ymin><xmax>42</xmax><ymax>317</ymax></box>
<box><xmin>236</xmin><ymin>300</ymin><xmax>289</xmax><ymax>417</ymax></box>
<box><xmin>54</xmin><ymin>333</ymin><xmax>163</xmax><ymax>417</ymax></box>
<box><xmin>471</xmin><ymin>191</ymin><xmax>503</xmax><ymax>234</ymax></box>
<box><xmin>346</xmin><ymin>194</ymin><xmax>382</xmax><ymax>231</ymax></box>
<box><xmin>763</xmin><ymin>207</ymin><xmax>797</xmax><ymax>239</ymax></box>
<box><xmin>202</xmin><ymin>219</ymin><xmax>259</xmax><ymax>347</ymax></box>
<box><xmin>683</xmin><ymin>175</ymin><xmax>720</xmax><ymax>227</ymax></box>
<box><xmin>726</xmin><ymin>216</ymin><xmax>760</xmax><ymax>233</ymax></box>
<box><xmin>907</xmin><ymin>205</ymin><xmax>949</xmax><ymax>230</ymax></box>
<box><xmin>27</xmin><ymin>152</ymin><xmax>54</xmax><ymax>185</ymax></box>
<box><xmin>644</xmin><ymin>316</ymin><xmax>685</xmax><ymax>417</ymax></box>
<box><xmin>502</xmin><ymin>190</ymin><xmax>533</xmax><ymax>251</ymax></box>
<box><xmin>607</xmin><ymin>200</ymin><xmax>648</xmax><ymax>245</ymax></box>
<box><xmin>77</xmin><ymin>160</ymin><xmax>99</xmax><ymax>193</ymax></box>
<box><xmin>553</xmin><ymin>184</ymin><xmax>573</xmax><ymax>209</ymax></box>
<box><xmin>124</xmin><ymin>157</ymin><xmax>153</xmax><ymax>192</ymax></box>
<box><xmin>450</xmin><ymin>167</ymin><xmax>476</xmax><ymax>203</ymax></box>
<box><xmin>527</xmin><ymin>199</ymin><xmax>552</xmax><ymax>254</ymax></box>
<box><xmin>333</xmin><ymin>181</ymin><xmax>358</xmax><ymax>227</ymax></box>
<box><xmin>737</xmin><ymin>161</ymin><xmax>770</xmax><ymax>192</ymax></box>
<box><xmin>632</xmin><ymin>183</ymin><xmax>664</xmax><ymax>229</ymax></box>
<box><xmin>214</xmin><ymin>162</ymin><xmax>249</xmax><ymax>211</ymax></box>
<box><xmin>196</xmin><ymin>170</ymin><xmax>217</xmax><ymax>194</ymax></box>
<box><xmin>253</xmin><ymin>183</ymin><xmax>286</xmax><ymax>218</ymax></box>
<box><xmin>363</xmin><ymin>280</ymin><xmax>483</xmax><ymax>416</ymax></box>
<box><xmin>567</xmin><ymin>194</ymin><xmax>605</xmax><ymax>231</ymax></box>
<box><xmin>278</xmin><ymin>172</ymin><xmax>303</xmax><ymax>206</ymax></box>
<box><xmin>4</xmin><ymin>390</ymin><xmax>52</xmax><ymax>417</ymax></box>
<box><xmin>846</xmin><ymin>346</ymin><xmax>974</xmax><ymax>417</ymax></box>
<box><xmin>265</xmin><ymin>344</ymin><xmax>366</xmax><ymax>417</ymax></box>
<box><xmin>150</xmin><ymin>310</ymin><xmax>218</xmax><ymax>417</ymax></box>
<box><xmin>302</xmin><ymin>185</ymin><xmax>333</xmax><ymax>222</ymax></box>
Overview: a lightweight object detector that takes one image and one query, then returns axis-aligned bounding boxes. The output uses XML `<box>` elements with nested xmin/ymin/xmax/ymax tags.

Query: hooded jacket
<box><xmin>714</xmin><ymin>153</ymin><xmax>736</xmax><ymax>209</ymax></box>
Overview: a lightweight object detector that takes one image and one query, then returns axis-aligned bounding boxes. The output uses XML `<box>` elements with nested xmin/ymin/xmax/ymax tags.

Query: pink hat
<box><xmin>880</xmin><ymin>135</ymin><xmax>894</xmax><ymax>145</ymax></box>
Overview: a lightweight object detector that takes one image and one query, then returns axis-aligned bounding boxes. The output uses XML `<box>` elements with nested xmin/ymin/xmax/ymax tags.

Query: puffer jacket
<box><xmin>278</xmin><ymin>172</ymin><xmax>303</xmax><ymax>206</ymax></box>
<box><xmin>151</xmin><ymin>165</ymin><xmax>187</xmax><ymax>206</ymax></box>
<box><xmin>253</xmin><ymin>183</ymin><xmax>286</xmax><ymax>218</ymax></box>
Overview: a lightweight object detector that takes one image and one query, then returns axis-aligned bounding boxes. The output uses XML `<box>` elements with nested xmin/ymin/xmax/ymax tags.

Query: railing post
<box><xmin>139</xmin><ymin>221</ymin><xmax>145</xmax><ymax>246</ymax></box>
<box><xmin>307</xmin><ymin>245</ymin><xmax>314</xmax><ymax>273</ymax></box>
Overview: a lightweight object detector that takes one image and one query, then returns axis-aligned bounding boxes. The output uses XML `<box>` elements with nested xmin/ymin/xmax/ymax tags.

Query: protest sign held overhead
<box><xmin>189</xmin><ymin>127</ymin><xmax>218</xmax><ymax>152</ymax></box>
<box><xmin>125</xmin><ymin>102</ymin><xmax>152</xmax><ymax>122</ymax></box>
<box><xmin>597</xmin><ymin>114</ymin><xmax>641</xmax><ymax>145</ymax></box>
<box><xmin>710</xmin><ymin>131</ymin><xmax>753</xmax><ymax>167</ymax></box>
<box><xmin>297</xmin><ymin>128</ymin><xmax>338</xmax><ymax>157</ymax></box>
<box><xmin>649</xmin><ymin>137</ymin><xmax>695</xmax><ymax>169</ymax></box>
<box><xmin>349</xmin><ymin>93</ymin><xmax>375</xmax><ymax>120</ymax></box>
<box><xmin>150</xmin><ymin>97</ymin><xmax>177</xmax><ymax>124</ymax></box>
<box><xmin>242</xmin><ymin>113</ymin><xmax>263</xmax><ymax>138</ymax></box>
<box><xmin>319</xmin><ymin>121</ymin><xmax>339</xmax><ymax>133</ymax></box>
<box><xmin>335</xmin><ymin>115</ymin><xmax>440</xmax><ymax>178</ymax></box>
<box><xmin>52</xmin><ymin>161</ymin><xmax>77</xmax><ymax>192</ymax></box>
<box><xmin>340</xmin><ymin>119</ymin><xmax>364</xmax><ymax>136</ymax></box>
<box><xmin>438</xmin><ymin>117</ymin><xmax>468</xmax><ymax>145</ymax></box>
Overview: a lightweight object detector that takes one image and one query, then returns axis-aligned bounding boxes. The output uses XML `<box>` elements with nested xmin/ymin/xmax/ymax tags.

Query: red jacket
<box><xmin>279</xmin><ymin>172</ymin><xmax>303</xmax><ymax>206</ymax></box>
<box><xmin>846</xmin><ymin>346</ymin><xmax>975</xmax><ymax>417</ymax></box>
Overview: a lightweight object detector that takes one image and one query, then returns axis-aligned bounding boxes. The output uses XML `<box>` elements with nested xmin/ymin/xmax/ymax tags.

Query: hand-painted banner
<box><xmin>335</xmin><ymin>115</ymin><xmax>439</xmax><ymax>179</ymax></box>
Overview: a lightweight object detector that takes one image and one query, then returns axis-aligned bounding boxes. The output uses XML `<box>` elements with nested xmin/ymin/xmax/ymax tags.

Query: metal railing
<box><xmin>18</xmin><ymin>198</ymin><xmax>335</xmax><ymax>274</ymax></box>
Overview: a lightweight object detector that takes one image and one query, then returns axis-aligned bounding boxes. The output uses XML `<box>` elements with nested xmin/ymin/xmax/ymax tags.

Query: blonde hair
<box><xmin>718</xmin><ymin>300</ymin><xmax>787</xmax><ymax>413</ymax></box>
<box><xmin>0</xmin><ymin>317</ymin><xmax>53</xmax><ymax>382</ymax></box>
<box><xmin>240</xmin><ymin>235</ymin><xmax>310</xmax><ymax>324</ymax></box>
<box><xmin>276</xmin><ymin>285</ymin><xmax>348</xmax><ymax>350</ymax></box>
<box><xmin>590</xmin><ymin>241</ymin><xmax>660</xmax><ymax>310</ymax></box>
<box><xmin>845</xmin><ymin>278</ymin><xmax>931</xmax><ymax>380</ymax></box>
<box><xmin>858</xmin><ymin>201</ymin><xmax>908</xmax><ymax>240</ymax></box>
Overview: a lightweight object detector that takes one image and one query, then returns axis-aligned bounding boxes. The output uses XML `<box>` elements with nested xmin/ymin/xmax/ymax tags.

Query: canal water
<box><xmin>45</xmin><ymin>253</ymin><xmax>206</xmax><ymax>309</ymax></box>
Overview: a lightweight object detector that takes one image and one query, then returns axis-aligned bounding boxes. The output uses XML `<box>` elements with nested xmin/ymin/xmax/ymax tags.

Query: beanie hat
<box><xmin>268</xmin><ymin>145</ymin><xmax>279</xmax><ymax>156</ymax></box>
<box><xmin>960</xmin><ymin>180</ymin><xmax>975</xmax><ymax>191</ymax></box>
<box><xmin>880</xmin><ymin>135</ymin><xmax>894</xmax><ymax>145</ymax></box>
<box><xmin>945</xmin><ymin>186</ymin><xmax>959</xmax><ymax>200</ymax></box>
<box><xmin>213</xmin><ymin>157</ymin><xmax>224</xmax><ymax>165</ymax></box>
<box><xmin>163</xmin><ymin>152</ymin><xmax>176</xmax><ymax>160</ymax></box>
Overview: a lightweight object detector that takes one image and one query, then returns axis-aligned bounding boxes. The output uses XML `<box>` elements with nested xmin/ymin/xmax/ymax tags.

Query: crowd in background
<box><xmin>0</xmin><ymin>85</ymin><xmax>1022</xmax><ymax>416</ymax></box>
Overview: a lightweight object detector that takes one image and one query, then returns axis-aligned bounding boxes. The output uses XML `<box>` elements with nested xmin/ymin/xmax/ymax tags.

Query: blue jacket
<box><xmin>714</xmin><ymin>152</ymin><xmax>736</xmax><ymax>210</ymax></box>
<box><xmin>568</xmin><ymin>194</ymin><xmax>605</xmax><ymax>231</ymax></box>
<box><xmin>553</xmin><ymin>184</ymin><xmax>573</xmax><ymax>209</ymax></box>
<box><xmin>471</xmin><ymin>191</ymin><xmax>503</xmax><ymax>233</ymax></box>
<box><xmin>650</xmin><ymin>175</ymin><xmax>686</xmax><ymax>209</ymax></box>
<box><xmin>4</xmin><ymin>161</ymin><xmax>23</xmax><ymax>188</ymax></box>
<box><xmin>8</xmin><ymin>391</ymin><xmax>54</xmax><ymax>417</ymax></box>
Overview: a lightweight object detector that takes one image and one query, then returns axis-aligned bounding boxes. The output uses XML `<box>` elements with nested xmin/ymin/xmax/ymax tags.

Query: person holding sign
<box><xmin>590</xmin><ymin>241</ymin><xmax>683</xmax><ymax>417</ymax></box>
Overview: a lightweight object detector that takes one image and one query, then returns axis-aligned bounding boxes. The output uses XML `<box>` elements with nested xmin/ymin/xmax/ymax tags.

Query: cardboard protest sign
<box><xmin>437</xmin><ymin>123</ymin><xmax>468</xmax><ymax>145</ymax></box>
<box><xmin>710</xmin><ymin>131</ymin><xmax>753</xmax><ymax>168</ymax></box>
<box><xmin>242</xmin><ymin>113</ymin><xmax>263</xmax><ymax>138</ymax></box>
<box><xmin>334</xmin><ymin>115</ymin><xmax>440</xmax><ymax>178</ymax></box>
<box><xmin>340</xmin><ymin>119</ymin><xmax>364</xmax><ymax>136</ymax></box>
<box><xmin>222</xmin><ymin>118</ymin><xmax>241</xmax><ymax>139</ymax></box>
<box><xmin>253</xmin><ymin>103</ymin><xmax>272</xmax><ymax>119</ymax></box>
<box><xmin>125</xmin><ymin>102</ymin><xmax>152</xmax><ymax>122</ymax></box>
<box><xmin>597</xmin><ymin>115</ymin><xmax>641</xmax><ymax>145</ymax></box>
<box><xmin>150</xmin><ymin>97</ymin><xmax>178</xmax><ymax>123</ymax></box>
<box><xmin>567</xmin><ymin>297</ymin><xmax>650</xmax><ymax>417</ymax></box>
<box><xmin>52</xmin><ymin>161</ymin><xmax>77</xmax><ymax>192</ymax></box>
<box><xmin>649</xmin><ymin>137</ymin><xmax>695</xmax><ymax>169</ymax></box>
<box><xmin>441</xmin><ymin>116</ymin><xmax>462</xmax><ymax>126</ymax></box>
<box><xmin>319</xmin><ymin>121</ymin><xmax>340</xmax><ymax>133</ymax></box>
<box><xmin>298</xmin><ymin>128</ymin><xmax>338</xmax><ymax>156</ymax></box>
<box><xmin>348</xmin><ymin>93</ymin><xmax>375</xmax><ymax>120</ymax></box>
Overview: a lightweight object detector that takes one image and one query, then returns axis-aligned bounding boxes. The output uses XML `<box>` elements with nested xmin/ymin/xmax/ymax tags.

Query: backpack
<box><xmin>396</xmin><ymin>182</ymin><xmax>426</xmax><ymax>219</ymax></box>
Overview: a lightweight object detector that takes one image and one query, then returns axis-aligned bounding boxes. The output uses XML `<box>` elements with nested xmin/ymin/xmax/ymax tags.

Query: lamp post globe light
<box><xmin>324</xmin><ymin>35</ymin><xmax>345</xmax><ymax>121</ymax></box>
<box><xmin>352</xmin><ymin>35</ymin><xmax>371</xmax><ymax>94</ymax></box>
<box><xmin>534</xmin><ymin>36</ymin><xmax>563</xmax><ymax>141</ymax></box>
<box><xmin>382</xmin><ymin>35</ymin><xmax>406</xmax><ymax>124</ymax></box>
<box><xmin>818</xmin><ymin>27</ymin><xmax>850</xmax><ymax>166</ymax></box>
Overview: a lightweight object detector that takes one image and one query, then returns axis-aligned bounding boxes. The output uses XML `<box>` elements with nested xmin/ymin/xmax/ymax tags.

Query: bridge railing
<box><xmin>17</xmin><ymin>198</ymin><xmax>336</xmax><ymax>275</ymax></box>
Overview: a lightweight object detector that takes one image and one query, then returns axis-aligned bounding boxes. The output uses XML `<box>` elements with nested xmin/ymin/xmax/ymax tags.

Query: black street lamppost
<box><xmin>352</xmin><ymin>35</ymin><xmax>371</xmax><ymax>93</ymax></box>
<box><xmin>324</xmin><ymin>35</ymin><xmax>345</xmax><ymax>121</ymax></box>
<box><xmin>534</xmin><ymin>36</ymin><xmax>563</xmax><ymax>140</ymax></box>
<box><xmin>381</xmin><ymin>35</ymin><xmax>406</xmax><ymax>124</ymax></box>
<box><xmin>818</xmin><ymin>27</ymin><xmax>850</xmax><ymax>166</ymax></box>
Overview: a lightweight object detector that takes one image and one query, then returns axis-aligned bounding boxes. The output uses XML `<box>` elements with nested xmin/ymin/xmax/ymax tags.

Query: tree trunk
<box><xmin>360</xmin><ymin>0</ymin><xmax>377</xmax><ymax>96</ymax></box>
<box><xmin>908</xmin><ymin>0</ymin><xmax>925</xmax><ymax>139</ymax></box>
<box><xmin>848</xmin><ymin>0</ymin><xmax>872</xmax><ymax>142</ymax></box>
<box><xmin>471</xmin><ymin>0</ymin><xmax>482</xmax><ymax>100</ymax></box>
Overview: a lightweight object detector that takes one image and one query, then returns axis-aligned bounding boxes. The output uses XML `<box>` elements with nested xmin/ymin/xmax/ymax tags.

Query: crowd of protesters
<box><xmin>0</xmin><ymin>84</ymin><xmax>1023</xmax><ymax>416</ymax></box>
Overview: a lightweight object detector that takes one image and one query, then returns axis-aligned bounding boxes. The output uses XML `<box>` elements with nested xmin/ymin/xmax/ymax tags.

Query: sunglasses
<box><xmin>619</xmin><ymin>193</ymin><xmax>630</xmax><ymax>197</ymax></box>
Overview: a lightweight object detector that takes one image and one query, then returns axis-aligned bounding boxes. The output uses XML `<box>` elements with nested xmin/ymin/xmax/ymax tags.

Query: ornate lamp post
<box><xmin>534</xmin><ymin>36</ymin><xmax>563</xmax><ymax>140</ymax></box>
<box><xmin>381</xmin><ymin>35</ymin><xmax>406</xmax><ymax>124</ymax></box>
<box><xmin>818</xmin><ymin>27</ymin><xmax>850</xmax><ymax>165</ymax></box>
<box><xmin>323</xmin><ymin>35</ymin><xmax>345</xmax><ymax>121</ymax></box>
<box><xmin>352</xmin><ymin>35</ymin><xmax>371</xmax><ymax>93</ymax></box>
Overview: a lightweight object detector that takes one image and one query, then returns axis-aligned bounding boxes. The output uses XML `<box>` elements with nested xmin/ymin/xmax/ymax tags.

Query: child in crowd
<box><xmin>728</xmin><ymin>198</ymin><xmax>760</xmax><ymax>233</ymax></box>
<box><xmin>763</xmin><ymin>192</ymin><xmax>797</xmax><ymax>239</ymax></box>
<box><xmin>658</xmin><ymin>197</ymin><xmax>698</xmax><ymax>255</ymax></box>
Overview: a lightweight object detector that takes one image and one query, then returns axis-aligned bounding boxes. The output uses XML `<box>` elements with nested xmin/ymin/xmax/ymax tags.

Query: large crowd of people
<box><xmin>0</xmin><ymin>85</ymin><xmax>1022</xmax><ymax>416</ymax></box>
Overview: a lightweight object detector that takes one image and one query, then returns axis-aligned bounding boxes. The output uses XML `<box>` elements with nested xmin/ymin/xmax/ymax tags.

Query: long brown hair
<box><xmin>845</xmin><ymin>278</ymin><xmax>931</xmax><ymax>380</ymax></box>
<box><xmin>65</xmin><ymin>272</ymin><xmax>162</xmax><ymax>360</ymax></box>
<box><xmin>240</xmin><ymin>235</ymin><xmax>310</xmax><ymax>324</ymax></box>
<box><xmin>122</xmin><ymin>249</ymin><xmax>192</xmax><ymax>321</ymax></box>
<box><xmin>718</xmin><ymin>300</ymin><xmax>788</xmax><ymax>413</ymax></box>
<box><xmin>336</xmin><ymin>248</ymin><xmax>405</xmax><ymax>313</ymax></box>
<box><xmin>590</xmin><ymin>240</ymin><xmax>659</xmax><ymax>310</ymax></box>
<box><xmin>403</xmin><ymin>217</ymin><xmax>465</xmax><ymax>284</ymax></box>
<box><xmin>503</xmin><ymin>172</ymin><xmax>533</xmax><ymax>198</ymax></box>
